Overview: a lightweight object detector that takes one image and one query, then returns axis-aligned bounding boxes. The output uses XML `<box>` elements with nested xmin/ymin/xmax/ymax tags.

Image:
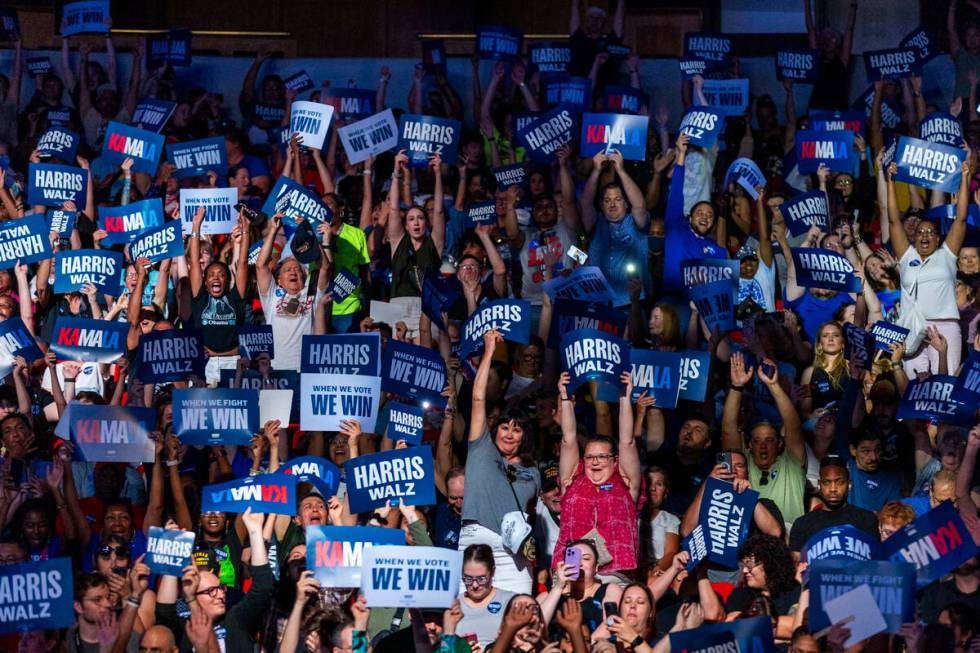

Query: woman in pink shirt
<box><xmin>553</xmin><ymin>371</ymin><xmax>644</xmax><ymax>580</ymax></box>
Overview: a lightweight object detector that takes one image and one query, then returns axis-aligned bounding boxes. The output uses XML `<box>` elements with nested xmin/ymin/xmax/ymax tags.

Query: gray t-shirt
<box><xmin>461</xmin><ymin>429</ymin><xmax>541</xmax><ymax>531</ymax></box>
<box><xmin>459</xmin><ymin>589</ymin><xmax>516</xmax><ymax>647</ymax></box>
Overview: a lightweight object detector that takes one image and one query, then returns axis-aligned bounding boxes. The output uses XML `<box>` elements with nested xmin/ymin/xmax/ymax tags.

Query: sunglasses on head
<box><xmin>97</xmin><ymin>544</ymin><xmax>130</xmax><ymax>558</ymax></box>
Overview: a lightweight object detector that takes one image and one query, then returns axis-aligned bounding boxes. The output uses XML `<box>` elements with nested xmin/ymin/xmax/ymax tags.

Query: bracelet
<box><xmin>731</xmin><ymin>383</ymin><xmax>746</xmax><ymax>391</ymax></box>
<box><xmin>891</xmin><ymin>361</ymin><xmax>903</xmax><ymax>369</ymax></box>
<box><xmin>126</xmin><ymin>596</ymin><xmax>141</xmax><ymax>608</ymax></box>
<box><xmin>64</xmin><ymin>378</ymin><xmax>77</xmax><ymax>383</ymax></box>
<box><xmin>364</xmin><ymin>170</ymin><xmax>372</xmax><ymax>177</ymax></box>
<box><xmin>191</xmin><ymin>232</ymin><xmax>200</xmax><ymax>238</ymax></box>
<box><xmin>560</xmin><ymin>396</ymin><xmax>574</xmax><ymax>402</ymax></box>
<box><xmin>166</xmin><ymin>459</ymin><xmax>179</xmax><ymax>467</ymax></box>
<box><xmin>249</xmin><ymin>469</ymin><xmax>260</xmax><ymax>477</ymax></box>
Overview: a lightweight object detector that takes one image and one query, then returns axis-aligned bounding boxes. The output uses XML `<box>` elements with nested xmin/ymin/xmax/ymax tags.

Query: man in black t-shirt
<box><xmin>788</xmin><ymin>455</ymin><xmax>878</xmax><ymax>555</ymax></box>
<box><xmin>568</xmin><ymin>0</ymin><xmax>625</xmax><ymax>78</ymax></box>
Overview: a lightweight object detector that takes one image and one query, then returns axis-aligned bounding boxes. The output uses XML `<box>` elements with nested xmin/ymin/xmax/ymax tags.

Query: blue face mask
<box><xmin>647</xmin><ymin>235</ymin><xmax>664</xmax><ymax>252</ymax></box>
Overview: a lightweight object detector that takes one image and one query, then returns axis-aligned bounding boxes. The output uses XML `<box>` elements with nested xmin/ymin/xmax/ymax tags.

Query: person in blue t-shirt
<box><xmin>844</xmin><ymin>430</ymin><xmax>902</xmax><ymax>513</ymax></box>
<box><xmin>580</xmin><ymin>148</ymin><xmax>650</xmax><ymax>307</ymax></box>
<box><xmin>661</xmin><ymin>133</ymin><xmax>728</xmax><ymax>296</ymax></box>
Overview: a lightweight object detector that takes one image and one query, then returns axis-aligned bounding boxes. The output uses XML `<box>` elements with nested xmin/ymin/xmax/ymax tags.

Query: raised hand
<box><xmin>730</xmin><ymin>351</ymin><xmax>755</xmax><ymax>387</ymax></box>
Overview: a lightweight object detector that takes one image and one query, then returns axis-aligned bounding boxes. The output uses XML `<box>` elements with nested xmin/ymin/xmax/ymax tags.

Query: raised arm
<box><xmin>722</xmin><ymin>352</ymin><xmax>752</xmax><ymax>451</ymax></box>
<box><xmin>429</xmin><ymin>153</ymin><xmax>446</xmax><ymax>255</ymax></box>
<box><xmin>756</xmin><ymin>191</ymin><xmax>774</xmax><ymax>267</ymax></box>
<box><xmin>610</xmin><ymin>150</ymin><xmax>648</xmax><ymax>229</ymax></box>
<box><xmin>612</xmin><ymin>0</ymin><xmax>625</xmax><ymax>38</ymax></box>
<box><xmin>6</xmin><ymin>39</ymin><xmax>22</xmax><ymax>112</ymax></box>
<box><xmin>804</xmin><ymin>0</ymin><xmax>818</xmax><ymax>50</ymax></box>
<box><xmin>61</xmin><ymin>33</ymin><xmax>76</xmax><ymax>92</ymax></box>
<box><xmin>617</xmin><ymin>372</ymin><xmax>641</xmax><ymax>501</ymax></box>
<box><xmin>885</xmin><ymin>162</ymin><xmax>910</xmax><ymax>258</ymax></box>
<box><xmin>377</xmin><ymin>65</ymin><xmax>391</xmax><ymax>110</ymax></box>
<box><xmin>759</xmin><ymin>361</ymin><xmax>805</xmax><ymax>463</ymax></box>
<box><xmin>950</xmin><ymin>0</ymin><xmax>963</xmax><ymax>58</ymax></box>
<box><xmin>580</xmin><ymin>151</ymin><xmax>606</xmax><ymax>232</ymax></box>
<box><xmin>569</xmin><ymin>0</ymin><xmax>581</xmax><ymax>34</ymax></box>
<box><xmin>557</xmin><ymin>372</ymin><xmax>579</xmax><ymax>482</ymax></box>
<box><xmin>240</xmin><ymin>51</ymin><xmax>269</xmax><ymax>110</ymax></box>
<box><xmin>839</xmin><ymin>1</ymin><xmax>857</xmax><ymax>65</ymax></box>
<box><xmin>387</xmin><ymin>150</ymin><xmax>408</xmax><ymax>247</ymax></box>
<box><xmin>235</xmin><ymin>215</ymin><xmax>250</xmax><ymax>298</ymax></box>
<box><xmin>187</xmin><ymin>207</ymin><xmax>206</xmax><ymax>296</ymax></box>
<box><xmin>468</xmin><ymin>330</ymin><xmax>502</xmax><ymax>441</ymax></box>
<box><xmin>946</xmin><ymin>155</ymin><xmax>973</xmax><ymax>255</ymax></box>
<box><xmin>772</xmin><ymin>207</ymin><xmax>805</xmax><ymax>302</ymax></box>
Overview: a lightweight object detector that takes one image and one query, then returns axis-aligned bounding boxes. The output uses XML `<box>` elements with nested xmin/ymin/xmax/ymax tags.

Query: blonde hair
<box><xmin>813</xmin><ymin>321</ymin><xmax>848</xmax><ymax>390</ymax></box>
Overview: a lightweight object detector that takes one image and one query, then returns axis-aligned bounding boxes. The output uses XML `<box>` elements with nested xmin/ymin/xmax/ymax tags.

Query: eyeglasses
<box><xmin>759</xmin><ymin>471</ymin><xmax>770</xmax><ymax>486</ymax></box>
<box><xmin>97</xmin><ymin>545</ymin><xmax>130</xmax><ymax>558</ymax></box>
<box><xmin>195</xmin><ymin>585</ymin><xmax>227</xmax><ymax>599</ymax></box>
<box><xmin>462</xmin><ymin>575</ymin><xmax>491</xmax><ymax>586</ymax></box>
<box><xmin>584</xmin><ymin>454</ymin><xmax>615</xmax><ymax>463</ymax></box>
<box><xmin>740</xmin><ymin>559</ymin><xmax>761</xmax><ymax>572</ymax></box>
<box><xmin>834</xmin><ymin>178</ymin><xmax>853</xmax><ymax>187</ymax></box>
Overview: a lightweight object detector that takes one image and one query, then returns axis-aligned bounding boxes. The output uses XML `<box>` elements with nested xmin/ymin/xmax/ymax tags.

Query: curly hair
<box><xmin>738</xmin><ymin>534</ymin><xmax>796</xmax><ymax>597</ymax></box>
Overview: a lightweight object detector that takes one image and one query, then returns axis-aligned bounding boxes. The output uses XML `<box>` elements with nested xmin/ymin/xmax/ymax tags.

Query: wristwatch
<box><xmin>630</xmin><ymin>636</ymin><xmax>645</xmax><ymax>648</ymax></box>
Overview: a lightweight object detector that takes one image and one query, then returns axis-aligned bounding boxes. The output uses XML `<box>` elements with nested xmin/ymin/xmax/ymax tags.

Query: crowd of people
<box><xmin>3</xmin><ymin>0</ymin><xmax>980</xmax><ymax>652</ymax></box>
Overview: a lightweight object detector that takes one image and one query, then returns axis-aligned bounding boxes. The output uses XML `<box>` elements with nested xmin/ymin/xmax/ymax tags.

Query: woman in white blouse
<box><xmin>886</xmin><ymin>156</ymin><xmax>972</xmax><ymax>374</ymax></box>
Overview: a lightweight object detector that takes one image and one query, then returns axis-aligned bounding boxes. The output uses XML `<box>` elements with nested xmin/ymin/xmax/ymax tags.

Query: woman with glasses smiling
<box><xmin>458</xmin><ymin>544</ymin><xmax>515</xmax><ymax>649</ymax></box>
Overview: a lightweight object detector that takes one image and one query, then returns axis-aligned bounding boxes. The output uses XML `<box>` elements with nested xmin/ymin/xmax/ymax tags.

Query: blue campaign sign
<box><xmin>919</xmin><ymin>112</ymin><xmax>962</xmax><ymax>148</ymax></box>
<box><xmin>895</xmin><ymin>136</ymin><xmax>965</xmax><ymax>193</ymax></box>
<box><xmin>780</xmin><ymin>190</ymin><xmax>828</xmax><ymax>236</ymax></box>
<box><xmin>421</xmin><ymin>39</ymin><xmax>447</xmax><ymax>73</ymax></box>
<box><xmin>238</xmin><ymin>324</ymin><xmax>274</xmax><ymax>359</ymax></box>
<box><xmin>809</xmin><ymin>559</ymin><xmax>916</xmax><ymax>633</ymax></box>
<box><xmin>681</xmin><ymin>258</ymin><xmax>739</xmax><ymax>290</ymax></box>
<box><xmin>145</xmin><ymin>527</ymin><xmax>195</xmax><ymax>576</ymax></box>
<box><xmin>173</xmin><ymin>388</ymin><xmax>259</xmax><ymax>445</ymax></box>
<box><xmin>345</xmin><ymin>446</ymin><xmax>436</xmax><ymax>513</ymax></box>
<box><xmin>27</xmin><ymin>163</ymin><xmax>87</xmax><ymax>207</ymax></box>
<box><xmin>0</xmin><ymin>558</ymin><xmax>75</xmax><ymax>633</ymax></box>
<box><xmin>129</xmin><ymin>221</ymin><xmax>184</xmax><ymax>263</ymax></box>
<box><xmin>579</xmin><ymin>113</ymin><xmax>648</xmax><ymax>160</ymax></box>
<box><xmin>683</xmin><ymin>32</ymin><xmax>733</xmax><ymax>70</ymax></box>
<box><xmin>543</xmin><ymin>266</ymin><xmax>614</xmax><ymax>304</ymax></box>
<box><xmin>476</xmin><ymin>24</ymin><xmax>522</xmax><ymax>62</ymax></box>
<box><xmin>678</xmin><ymin>57</ymin><xmax>707</xmax><ymax>79</ymax></box>
<box><xmin>679</xmin><ymin>349</ymin><xmax>711</xmax><ymax>402</ymax></box>
<box><xmin>0</xmin><ymin>317</ymin><xmax>43</xmax><ymax>378</ymax></box>
<box><xmin>261</xmin><ymin>175</ymin><xmax>332</xmax><ymax>232</ymax></box>
<box><xmin>901</xmin><ymin>25</ymin><xmax>940</xmax><ymax>64</ymax></box>
<box><xmin>724</xmin><ymin>157</ymin><xmax>765</xmax><ymax>198</ymax></box>
<box><xmin>809</xmin><ymin>110</ymin><xmax>864</xmax><ymax>135</ymax></box>
<box><xmin>864</xmin><ymin>47</ymin><xmax>920</xmax><ymax>81</ymax></box>
<box><xmin>678</xmin><ymin>107</ymin><xmax>724</xmax><ymax>149</ymax></box>
<box><xmin>548</xmin><ymin>298</ymin><xmax>627</xmax><ymax>348</ymax></box>
<box><xmin>853</xmin><ymin>84</ymin><xmax>903</xmax><ymax>130</ymax></box>
<box><xmin>842</xmin><ymin>322</ymin><xmax>875</xmax><ymax>370</ymax></box>
<box><xmin>493</xmin><ymin>163</ymin><xmax>527</xmax><ymax>190</ymax></box>
<box><xmin>870</xmin><ymin>320</ymin><xmax>909</xmax><ymax>351</ymax></box>
<box><xmin>277</xmin><ymin>455</ymin><xmax>341</xmax><ymax>498</ymax></box>
<box><xmin>421</xmin><ymin>273</ymin><xmax>462</xmax><ymax>331</ymax></box>
<box><xmin>790</xmin><ymin>248</ymin><xmax>861</xmax><ymax>293</ymax></box>
<box><xmin>99</xmin><ymin>198</ymin><xmax>164</xmax><ymax>245</ymax></box>
<box><xmin>0</xmin><ymin>214</ymin><xmax>52</xmax><ymax>267</ymax></box>
<box><xmin>602</xmin><ymin>86</ymin><xmax>646</xmax><ymax>115</ymax></box>
<box><xmin>542</xmin><ymin>75</ymin><xmax>592</xmax><ymax>112</ymax></box>
<box><xmin>53</xmin><ymin>250</ymin><xmax>123</xmax><ymax>296</ymax></box>
<box><xmin>801</xmin><ymin>525</ymin><xmax>878</xmax><ymax>583</ymax></box>
<box><xmin>689</xmin><ymin>279</ymin><xmax>736</xmax><ymax>333</ymax></box>
<box><xmin>952</xmin><ymin>351</ymin><xmax>980</xmax><ymax>402</ymax></box>
<box><xmin>381</xmin><ymin>340</ymin><xmax>448</xmax><ymax>408</ymax></box>
<box><xmin>697</xmin><ymin>477</ymin><xmax>758</xmax><ymax>568</ymax></box>
<box><xmin>136</xmin><ymin>328</ymin><xmax>206</xmax><ymax>383</ymax></box>
<box><xmin>384</xmin><ymin>401</ymin><xmax>425</xmax><ymax>446</ymax></box>
<box><xmin>702</xmin><ymin>79</ymin><xmax>748</xmax><ymax>116</ymax></box>
<box><xmin>49</xmin><ymin>316</ymin><xmax>128</xmax><ymax>363</ymax></box>
<box><xmin>670</xmin><ymin>617</ymin><xmax>775</xmax><ymax>653</ymax></box>
<box><xmin>324</xmin><ymin>88</ymin><xmax>376</xmax><ymax>121</ymax></box>
<box><xmin>71</xmin><ymin>404</ymin><xmax>156</xmax><ymax>464</ymax></box>
<box><xmin>929</xmin><ymin>203</ymin><xmax>980</xmax><ymax>234</ymax></box>
<box><xmin>284</xmin><ymin>70</ymin><xmax>315</xmax><ymax>94</ymax></box>
<box><xmin>681</xmin><ymin>526</ymin><xmax>708</xmax><ymax>571</ymax></box>
<box><xmin>466</xmin><ymin>199</ymin><xmax>497</xmax><ymax>227</ymax></box>
<box><xmin>328</xmin><ymin>268</ymin><xmax>360</xmax><ymax>305</ymax></box>
<box><xmin>37</xmin><ymin>127</ymin><xmax>79</xmax><ymax>161</ymax></box>
<box><xmin>132</xmin><ymin>98</ymin><xmax>176</xmax><ymax>133</ymax></box>
<box><xmin>881</xmin><ymin>501</ymin><xmax>980</xmax><ymax>587</ymax></box>
<box><xmin>529</xmin><ymin>41</ymin><xmax>571</xmax><ymax>74</ymax></box>
<box><xmin>560</xmin><ymin>327</ymin><xmax>630</xmax><ymax>394</ymax></box>
<box><xmin>146</xmin><ymin>29</ymin><xmax>191</xmax><ymax>68</ymax></box>
<box><xmin>627</xmin><ymin>349</ymin><xmax>683</xmax><ymax>408</ymax></box>
<box><xmin>796</xmin><ymin>130</ymin><xmax>853</xmax><ymax>173</ymax></box>
<box><xmin>776</xmin><ymin>48</ymin><xmax>818</xmax><ymax>83</ymax></box>
<box><xmin>517</xmin><ymin>104</ymin><xmax>577</xmax><ymax>165</ymax></box>
<box><xmin>201</xmin><ymin>473</ymin><xmax>297</xmax><ymax>515</ymax></box>
<box><xmin>301</xmin><ymin>333</ymin><xmax>381</xmax><ymax>375</ymax></box>
<box><xmin>102</xmin><ymin>121</ymin><xmax>165</xmax><ymax>175</ymax></box>
<box><xmin>307</xmin><ymin>525</ymin><xmax>405</xmax><ymax>587</ymax></box>
<box><xmin>61</xmin><ymin>0</ymin><xmax>108</xmax><ymax>36</ymax></box>
<box><xmin>897</xmin><ymin>375</ymin><xmax>976</xmax><ymax>426</ymax></box>
<box><xmin>26</xmin><ymin>57</ymin><xmax>51</xmax><ymax>76</ymax></box>
<box><xmin>46</xmin><ymin>209</ymin><xmax>76</xmax><ymax>236</ymax></box>
<box><xmin>458</xmin><ymin>299</ymin><xmax>532</xmax><ymax>360</ymax></box>
<box><xmin>167</xmin><ymin>136</ymin><xmax>227</xmax><ymax>179</ymax></box>
<box><xmin>397</xmin><ymin>114</ymin><xmax>461</xmax><ymax>167</ymax></box>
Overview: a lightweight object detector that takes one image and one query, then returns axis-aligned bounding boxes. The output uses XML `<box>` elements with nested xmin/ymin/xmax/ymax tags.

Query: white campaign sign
<box><xmin>361</xmin><ymin>545</ymin><xmax>462</xmax><ymax>608</ymax></box>
<box><xmin>290</xmin><ymin>101</ymin><xmax>334</xmax><ymax>150</ymax></box>
<box><xmin>300</xmin><ymin>372</ymin><xmax>380</xmax><ymax>433</ymax></box>
<box><xmin>339</xmin><ymin>109</ymin><xmax>399</xmax><ymax>164</ymax></box>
